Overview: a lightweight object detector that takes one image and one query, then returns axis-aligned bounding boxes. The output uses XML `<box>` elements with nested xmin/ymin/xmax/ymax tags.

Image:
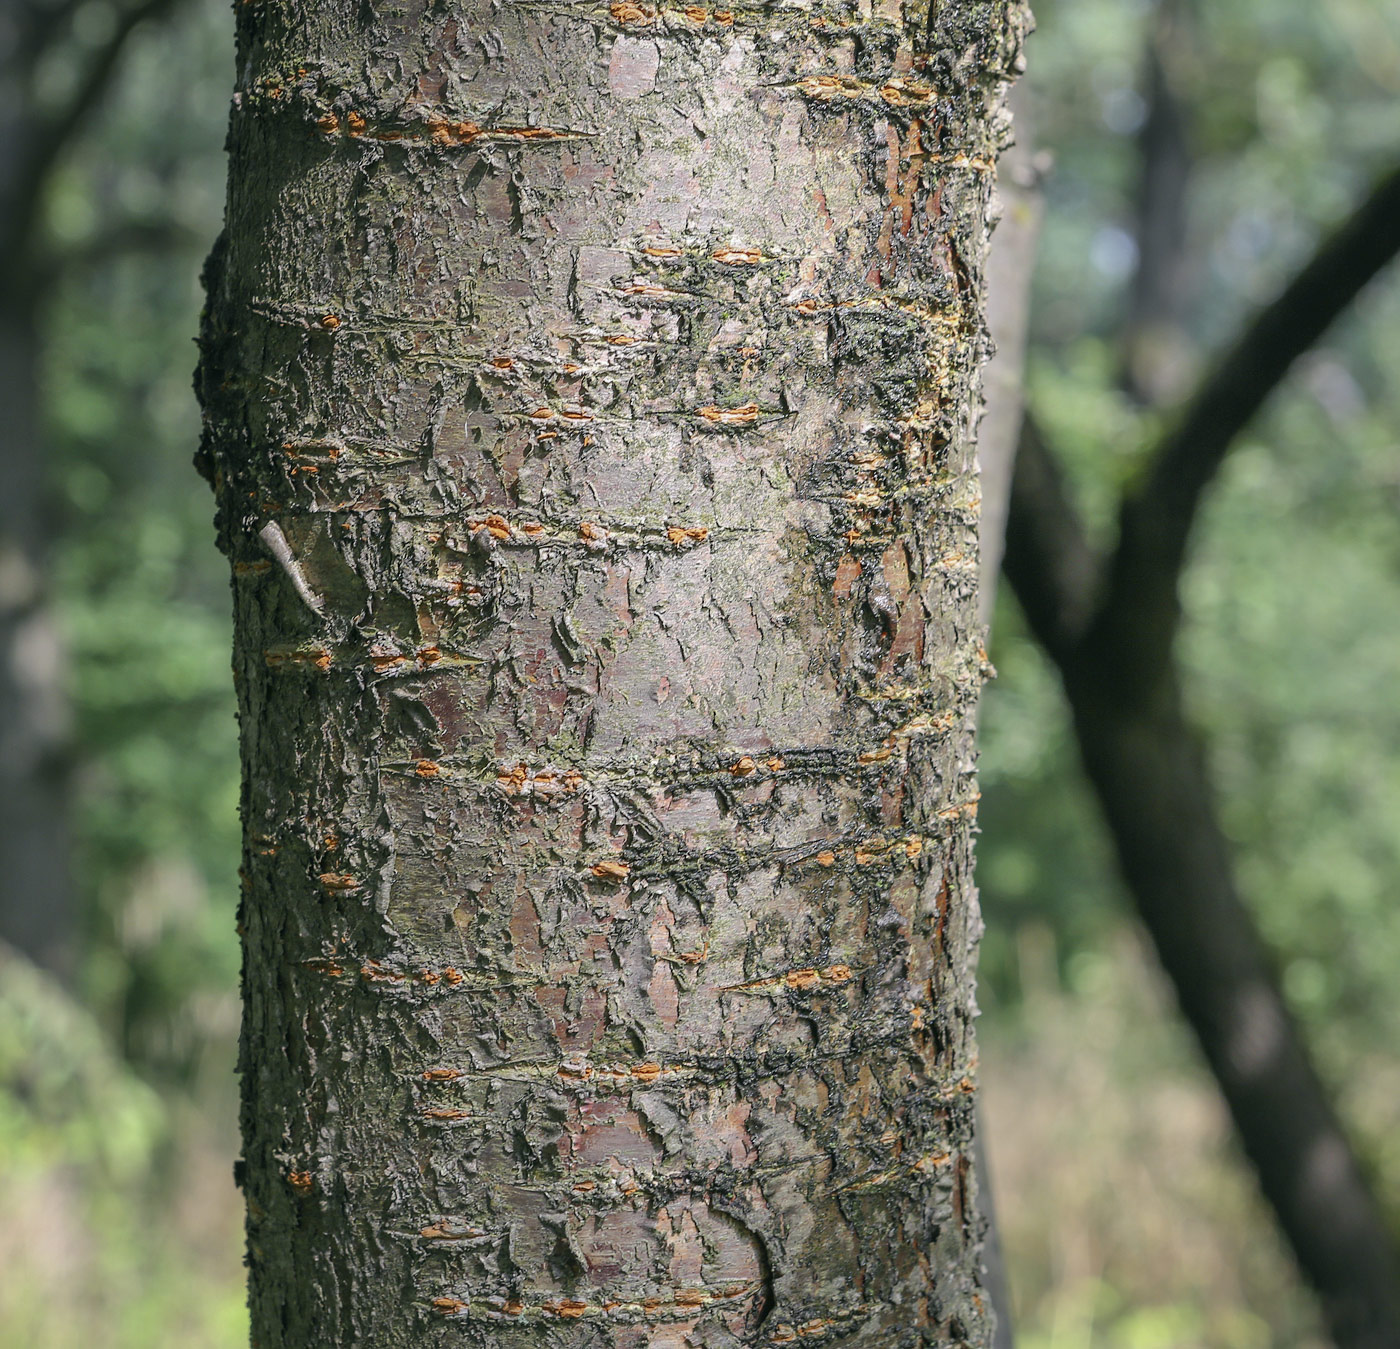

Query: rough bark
<box><xmin>198</xmin><ymin>1</ymin><xmax>1028</xmax><ymax>1345</ymax></box>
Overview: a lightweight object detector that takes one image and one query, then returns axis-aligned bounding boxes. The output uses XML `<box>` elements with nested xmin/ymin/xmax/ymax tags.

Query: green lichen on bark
<box><xmin>197</xmin><ymin>0</ymin><xmax>1028</xmax><ymax>1344</ymax></box>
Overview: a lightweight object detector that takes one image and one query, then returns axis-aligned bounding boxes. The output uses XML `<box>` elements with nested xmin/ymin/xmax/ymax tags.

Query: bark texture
<box><xmin>198</xmin><ymin>1</ymin><xmax>1027</xmax><ymax>1344</ymax></box>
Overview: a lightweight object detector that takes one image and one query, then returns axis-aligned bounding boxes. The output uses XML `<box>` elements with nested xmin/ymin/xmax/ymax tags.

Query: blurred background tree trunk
<box><xmin>1004</xmin><ymin>156</ymin><xmax>1400</xmax><ymax>1349</ymax></box>
<box><xmin>0</xmin><ymin>284</ymin><xmax>71</xmax><ymax>972</ymax></box>
<box><xmin>199</xmin><ymin>0</ymin><xmax>1027</xmax><ymax>1342</ymax></box>
<box><xmin>0</xmin><ymin>0</ymin><xmax>177</xmax><ymax>971</ymax></box>
<box><xmin>977</xmin><ymin>84</ymin><xmax>1044</xmax><ymax>630</ymax></box>
<box><xmin>975</xmin><ymin>79</ymin><xmax>1046</xmax><ymax>1349</ymax></box>
<box><xmin>2</xmin><ymin>7</ymin><xmax>68</xmax><ymax>973</ymax></box>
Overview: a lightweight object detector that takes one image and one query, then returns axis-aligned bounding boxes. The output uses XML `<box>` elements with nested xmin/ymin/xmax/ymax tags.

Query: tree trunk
<box><xmin>1065</xmin><ymin>654</ymin><xmax>1400</xmax><ymax>1349</ymax></box>
<box><xmin>1</xmin><ymin>11</ymin><xmax>72</xmax><ymax>975</ymax></box>
<box><xmin>975</xmin><ymin>81</ymin><xmax>1040</xmax><ymax>628</ymax></box>
<box><xmin>0</xmin><ymin>0</ymin><xmax>182</xmax><ymax>976</ymax></box>
<box><xmin>1122</xmin><ymin>0</ymin><xmax>1192</xmax><ymax>408</ymax></box>
<box><xmin>198</xmin><ymin>2</ymin><xmax>1027</xmax><ymax>1343</ymax></box>
<box><xmin>0</xmin><ymin>296</ymin><xmax>72</xmax><ymax>974</ymax></box>
<box><xmin>972</xmin><ymin>78</ymin><xmax>1044</xmax><ymax>1349</ymax></box>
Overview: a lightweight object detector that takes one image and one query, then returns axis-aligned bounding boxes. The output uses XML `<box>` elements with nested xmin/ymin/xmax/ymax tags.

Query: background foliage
<box><xmin>3</xmin><ymin>0</ymin><xmax>1398</xmax><ymax>1343</ymax></box>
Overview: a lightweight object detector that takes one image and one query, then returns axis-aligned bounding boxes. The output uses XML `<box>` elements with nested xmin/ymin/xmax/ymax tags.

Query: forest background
<box><xmin>3</xmin><ymin>0</ymin><xmax>1399</xmax><ymax>1345</ymax></box>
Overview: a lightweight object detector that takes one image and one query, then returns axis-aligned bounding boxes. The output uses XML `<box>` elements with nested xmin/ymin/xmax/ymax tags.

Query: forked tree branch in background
<box><xmin>1</xmin><ymin>0</ymin><xmax>181</xmax><ymax>286</ymax></box>
<box><xmin>1003</xmin><ymin>159</ymin><xmax>1400</xmax><ymax>1349</ymax></box>
<box><xmin>1093</xmin><ymin>161</ymin><xmax>1400</xmax><ymax>682</ymax></box>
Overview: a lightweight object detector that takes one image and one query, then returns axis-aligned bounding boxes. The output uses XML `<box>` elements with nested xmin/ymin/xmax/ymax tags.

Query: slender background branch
<box><xmin>1094</xmin><ymin>161</ymin><xmax>1400</xmax><ymax>675</ymax></box>
<box><xmin>2</xmin><ymin>0</ymin><xmax>181</xmax><ymax>281</ymax></box>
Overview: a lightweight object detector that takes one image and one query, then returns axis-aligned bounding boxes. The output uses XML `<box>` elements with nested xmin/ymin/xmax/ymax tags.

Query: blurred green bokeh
<box><xmin>3</xmin><ymin>0</ymin><xmax>1398</xmax><ymax>1344</ymax></box>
